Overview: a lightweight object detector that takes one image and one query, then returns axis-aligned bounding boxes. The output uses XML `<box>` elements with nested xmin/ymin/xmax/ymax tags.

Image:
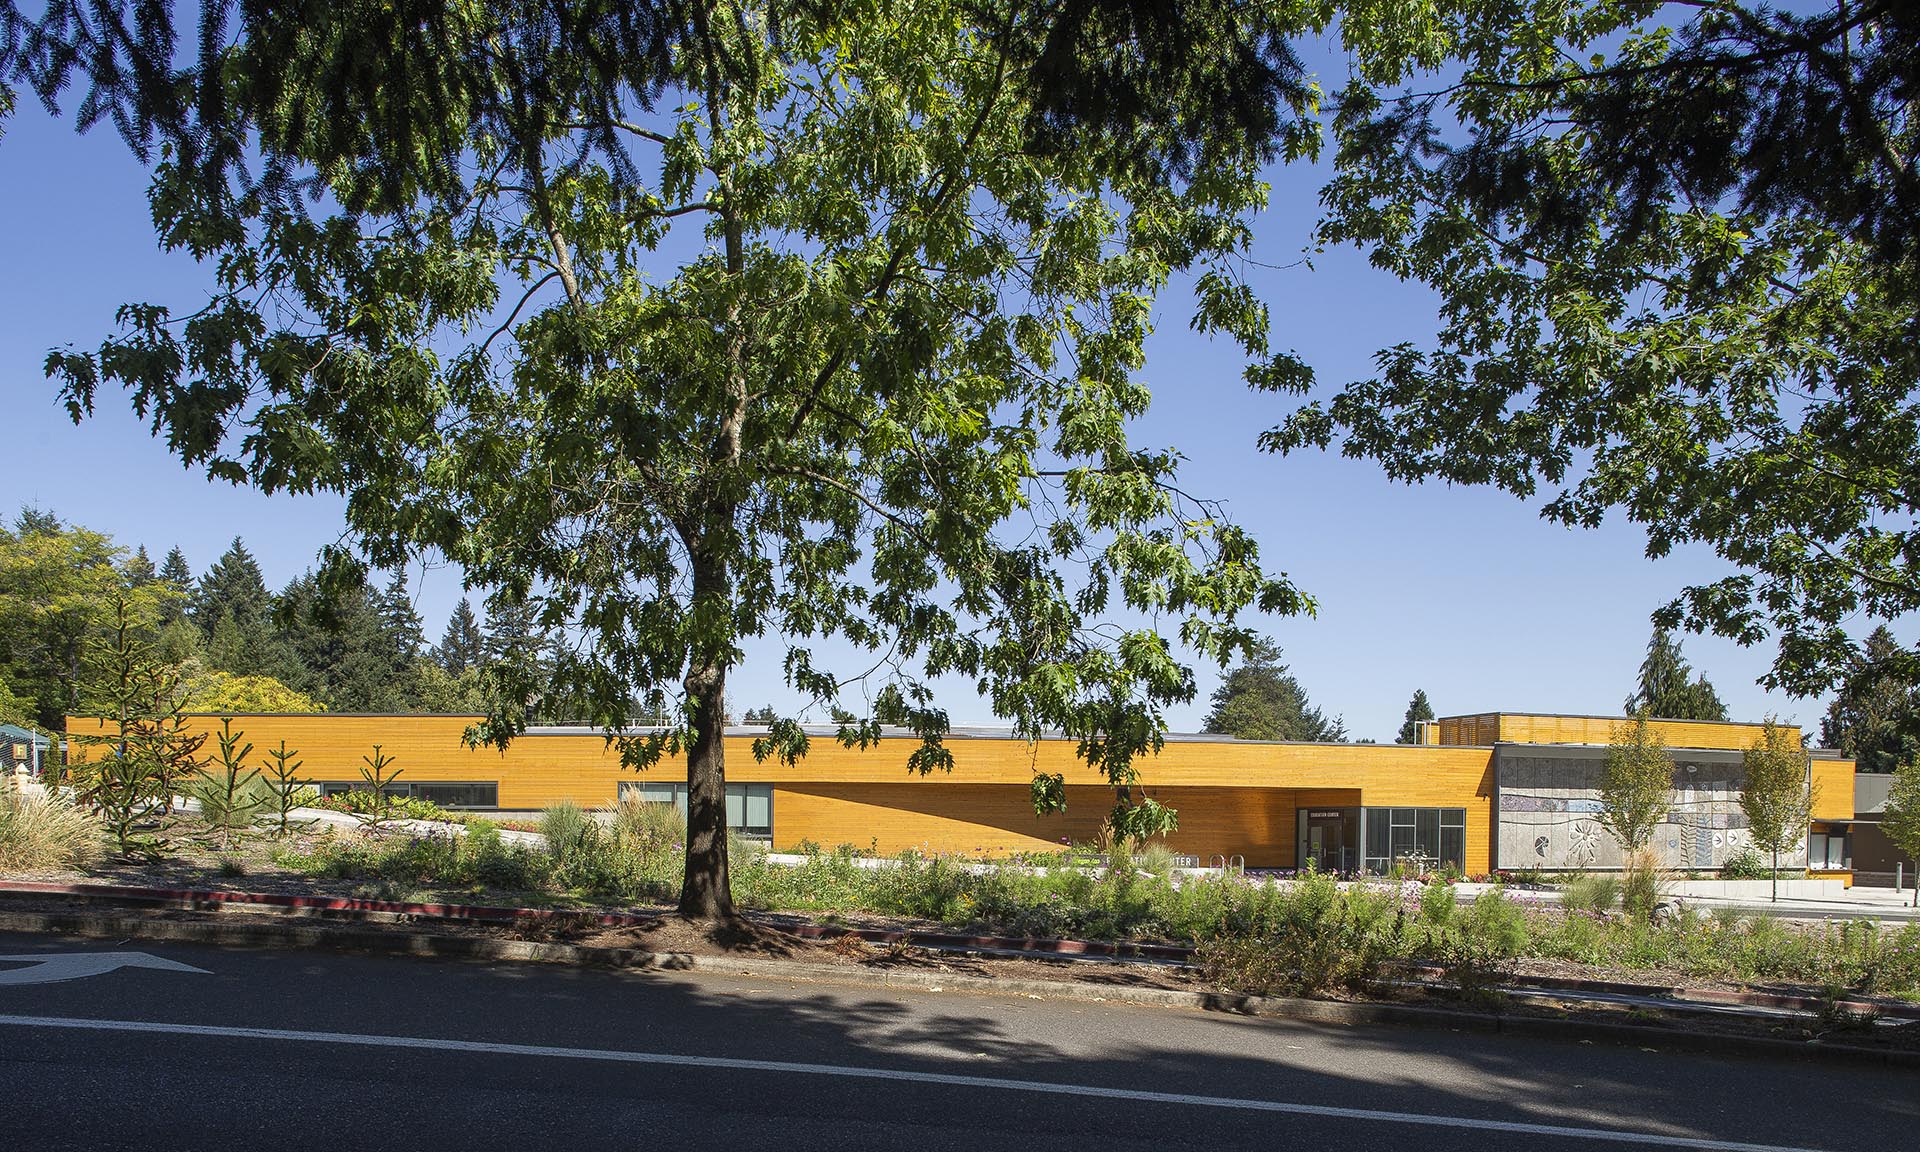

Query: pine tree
<box><xmin>436</xmin><ymin>598</ymin><xmax>485</xmax><ymax>676</ymax></box>
<box><xmin>1819</xmin><ymin>625</ymin><xmax>1920</xmax><ymax>773</ymax></box>
<box><xmin>1624</xmin><ymin>629</ymin><xmax>1728</xmax><ymax>721</ymax></box>
<box><xmin>482</xmin><ymin>597</ymin><xmax>546</xmax><ymax>665</ymax></box>
<box><xmin>1395</xmin><ymin>689</ymin><xmax>1435</xmax><ymax>744</ymax></box>
<box><xmin>1201</xmin><ymin>640</ymin><xmax>1345</xmax><ymax>742</ymax></box>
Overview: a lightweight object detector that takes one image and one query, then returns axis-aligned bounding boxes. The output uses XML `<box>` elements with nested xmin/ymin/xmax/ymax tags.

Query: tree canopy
<box><xmin>1394</xmin><ymin>688</ymin><xmax>1434</xmax><ymax>744</ymax></box>
<box><xmin>1201</xmin><ymin>639</ymin><xmax>1344</xmax><ymax>743</ymax></box>
<box><xmin>1819</xmin><ymin>625</ymin><xmax>1920</xmax><ymax>772</ymax></box>
<box><xmin>1265</xmin><ymin>0</ymin><xmax>1920</xmax><ymax>699</ymax></box>
<box><xmin>10</xmin><ymin>1</ymin><xmax>1312</xmax><ymax>916</ymax></box>
<box><xmin>1624</xmin><ymin>629</ymin><xmax>1728</xmax><ymax>722</ymax></box>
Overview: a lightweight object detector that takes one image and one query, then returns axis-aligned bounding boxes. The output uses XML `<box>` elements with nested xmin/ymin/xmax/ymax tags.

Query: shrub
<box><xmin>1560</xmin><ymin>874</ymin><xmax>1619</xmax><ymax>916</ymax></box>
<box><xmin>1418</xmin><ymin>880</ymin><xmax>1456</xmax><ymax>928</ymax></box>
<box><xmin>1721</xmin><ymin>846</ymin><xmax>1769</xmax><ymax>880</ymax></box>
<box><xmin>0</xmin><ymin>786</ymin><xmax>105</xmax><ymax>871</ymax></box>
<box><xmin>1441</xmin><ymin>890</ymin><xmax>1529</xmax><ymax>992</ymax></box>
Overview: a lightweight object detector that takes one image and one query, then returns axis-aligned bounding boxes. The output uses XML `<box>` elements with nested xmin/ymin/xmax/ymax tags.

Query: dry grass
<box><xmin>0</xmin><ymin>786</ymin><xmax>106</xmax><ymax>871</ymax></box>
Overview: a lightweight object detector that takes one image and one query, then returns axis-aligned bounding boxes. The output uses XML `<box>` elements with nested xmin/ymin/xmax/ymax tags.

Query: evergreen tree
<box><xmin>1820</xmin><ymin>626</ymin><xmax>1920</xmax><ymax>773</ymax></box>
<box><xmin>189</xmin><ymin>537</ymin><xmax>300</xmax><ymax>682</ymax></box>
<box><xmin>277</xmin><ymin>573</ymin><xmax>407</xmax><ymax>712</ymax></box>
<box><xmin>436</xmin><ymin>598</ymin><xmax>485</xmax><ymax>676</ymax></box>
<box><xmin>1202</xmin><ymin>640</ymin><xmax>1345</xmax><ymax>743</ymax></box>
<box><xmin>482</xmin><ymin>595</ymin><xmax>554</xmax><ymax>718</ymax></box>
<box><xmin>156</xmin><ymin>546</ymin><xmax>192</xmax><ymax>624</ymax></box>
<box><xmin>378</xmin><ymin>571</ymin><xmax>426</xmax><ymax>662</ymax></box>
<box><xmin>125</xmin><ymin>545</ymin><xmax>155</xmax><ymax>585</ymax></box>
<box><xmin>1395</xmin><ymin>689</ymin><xmax>1435</xmax><ymax>744</ymax></box>
<box><xmin>1623</xmin><ymin>629</ymin><xmax>1728</xmax><ymax>721</ymax></box>
<box><xmin>191</xmin><ymin>538</ymin><xmax>272</xmax><ymax>637</ymax></box>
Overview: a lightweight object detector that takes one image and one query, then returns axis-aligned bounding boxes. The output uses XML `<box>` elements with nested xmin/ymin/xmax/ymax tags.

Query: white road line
<box><xmin>0</xmin><ymin>1013</ymin><xmax>1827</xmax><ymax>1152</ymax></box>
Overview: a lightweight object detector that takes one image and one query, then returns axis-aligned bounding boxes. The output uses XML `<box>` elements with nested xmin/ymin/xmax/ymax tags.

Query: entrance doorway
<box><xmin>1300</xmin><ymin>808</ymin><xmax>1359</xmax><ymax>873</ymax></box>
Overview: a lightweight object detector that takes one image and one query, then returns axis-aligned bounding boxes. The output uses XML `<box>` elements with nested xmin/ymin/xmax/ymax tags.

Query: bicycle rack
<box><xmin>1208</xmin><ymin>854</ymin><xmax>1228</xmax><ymax>872</ymax></box>
<box><xmin>1229</xmin><ymin>855</ymin><xmax>1245</xmax><ymax>875</ymax></box>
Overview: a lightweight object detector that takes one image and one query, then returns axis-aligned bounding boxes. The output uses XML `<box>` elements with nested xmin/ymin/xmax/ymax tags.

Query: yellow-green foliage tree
<box><xmin>185</xmin><ymin>671</ymin><xmax>326</xmax><ymax>716</ymax></box>
<box><xmin>0</xmin><ymin>509</ymin><xmax>177</xmax><ymax>732</ymax></box>
<box><xmin>1739</xmin><ymin>720</ymin><xmax>1813</xmax><ymax>903</ymax></box>
<box><xmin>1600</xmin><ymin>712</ymin><xmax>1673</xmax><ymax>857</ymax></box>
<box><xmin>1601</xmin><ymin>711</ymin><xmax>1673</xmax><ymax>916</ymax></box>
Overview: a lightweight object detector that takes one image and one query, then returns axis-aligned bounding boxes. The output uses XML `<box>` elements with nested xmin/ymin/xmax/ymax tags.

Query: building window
<box><xmin>619</xmin><ymin>781</ymin><xmax>772</xmax><ymax>841</ymax></box>
<box><xmin>1363</xmin><ymin>807</ymin><xmax>1465</xmax><ymax>874</ymax></box>
<box><xmin>315</xmin><ymin>781</ymin><xmax>499</xmax><ymax>810</ymax></box>
<box><xmin>1807</xmin><ymin>831</ymin><xmax>1850</xmax><ymax>871</ymax></box>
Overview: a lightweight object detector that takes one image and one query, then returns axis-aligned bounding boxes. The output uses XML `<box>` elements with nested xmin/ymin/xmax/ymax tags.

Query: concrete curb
<box><xmin>0</xmin><ymin>906</ymin><xmax>1913</xmax><ymax>1069</ymax></box>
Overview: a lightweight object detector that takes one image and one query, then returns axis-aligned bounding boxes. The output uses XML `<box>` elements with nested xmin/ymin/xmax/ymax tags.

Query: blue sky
<box><xmin>0</xmin><ymin>67</ymin><xmax>1828</xmax><ymax>742</ymax></box>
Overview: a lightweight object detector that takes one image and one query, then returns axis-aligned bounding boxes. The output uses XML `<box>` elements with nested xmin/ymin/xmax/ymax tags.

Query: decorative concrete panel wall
<box><xmin>1496</xmin><ymin>748</ymin><xmax>1807</xmax><ymax>872</ymax></box>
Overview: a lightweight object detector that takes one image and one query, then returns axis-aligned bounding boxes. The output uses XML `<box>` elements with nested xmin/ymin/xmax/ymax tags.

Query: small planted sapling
<box><xmin>189</xmin><ymin>718</ymin><xmax>271</xmax><ymax>851</ymax></box>
<box><xmin>260</xmin><ymin>740</ymin><xmax>316</xmax><ymax>834</ymax></box>
<box><xmin>351</xmin><ymin>746</ymin><xmax>405</xmax><ymax>832</ymax></box>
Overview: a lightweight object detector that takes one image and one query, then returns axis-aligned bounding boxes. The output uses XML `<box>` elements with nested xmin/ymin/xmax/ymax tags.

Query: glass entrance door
<box><xmin>1300</xmin><ymin>808</ymin><xmax>1358</xmax><ymax>873</ymax></box>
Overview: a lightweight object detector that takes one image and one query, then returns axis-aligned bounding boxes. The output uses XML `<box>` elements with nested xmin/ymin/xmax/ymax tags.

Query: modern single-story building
<box><xmin>65</xmin><ymin>710</ymin><xmax>1860</xmax><ymax>880</ymax></box>
<box><xmin>1836</xmin><ymin>771</ymin><xmax>1917</xmax><ymax>888</ymax></box>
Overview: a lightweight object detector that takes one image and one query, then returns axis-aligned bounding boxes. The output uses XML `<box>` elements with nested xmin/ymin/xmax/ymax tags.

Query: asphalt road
<box><xmin>0</xmin><ymin>930</ymin><xmax>1911</xmax><ymax>1151</ymax></box>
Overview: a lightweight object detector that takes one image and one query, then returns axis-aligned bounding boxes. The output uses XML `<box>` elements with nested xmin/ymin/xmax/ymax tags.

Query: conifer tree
<box><xmin>125</xmin><ymin>545</ymin><xmax>155</xmax><ymax>585</ymax></box>
<box><xmin>1820</xmin><ymin>626</ymin><xmax>1920</xmax><ymax>773</ymax></box>
<box><xmin>192</xmin><ymin>538</ymin><xmax>272</xmax><ymax>638</ymax></box>
<box><xmin>1623</xmin><ymin>629</ymin><xmax>1727</xmax><ymax>722</ymax></box>
<box><xmin>157</xmin><ymin>546</ymin><xmax>193</xmax><ymax>624</ymax></box>
<box><xmin>436</xmin><ymin>598</ymin><xmax>485</xmax><ymax>677</ymax></box>
<box><xmin>260</xmin><ymin>739</ymin><xmax>315</xmax><ymax>835</ymax></box>
<box><xmin>378</xmin><ymin>571</ymin><xmax>425</xmax><ymax>662</ymax></box>
<box><xmin>1395</xmin><ymin>689</ymin><xmax>1435</xmax><ymax>744</ymax></box>
<box><xmin>1202</xmin><ymin>640</ymin><xmax>1345</xmax><ymax>743</ymax></box>
<box><xmin>189</xmin><ymin>717</ymin><xmax>268</xmax><ymax>850</ymax></box>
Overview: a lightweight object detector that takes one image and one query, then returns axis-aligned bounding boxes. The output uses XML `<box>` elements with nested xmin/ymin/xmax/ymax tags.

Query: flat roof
<box><xmin>1439</xmin><ymin>710</ymin><xmax>1792</xmax><ymax>729</ymax></box>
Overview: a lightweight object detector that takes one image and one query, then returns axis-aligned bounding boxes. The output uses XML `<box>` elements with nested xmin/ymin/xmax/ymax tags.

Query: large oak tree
<box><xmin>5</xmin><ymin>1</ymin><xmax>1315</xmax><ymax>917</ymax></box>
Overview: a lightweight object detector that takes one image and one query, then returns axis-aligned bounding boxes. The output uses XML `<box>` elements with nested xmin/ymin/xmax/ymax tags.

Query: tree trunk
<box><xmin>1771</xmin><ymin>847</ymin><xmax>1778</xmax><ymax>903</ymax></box>
<box><xmin>678</xmin><ymin>529</ymin><xmax>737</xmax><ymax>920</ymax></box>
<box><xmin>679</xmin><ymin>655</ymin><xmax>734</xmax><ymax>919</ymax></box>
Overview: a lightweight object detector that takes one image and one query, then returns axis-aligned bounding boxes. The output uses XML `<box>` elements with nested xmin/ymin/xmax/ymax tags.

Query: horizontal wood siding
<box><xmin>1811</xmin><ymin>758</ymin><xmax>1855</xmax><ymax>821</ymax></box>
<box><xmin>1444</xmin><ymin>713</ymin><xmax>1798</xmax><ymax>752</ymax></box>
<box><xmin>64</xmin><ymin>715</ymin><xmax>1500</xmax><ymax>869</ymax></box>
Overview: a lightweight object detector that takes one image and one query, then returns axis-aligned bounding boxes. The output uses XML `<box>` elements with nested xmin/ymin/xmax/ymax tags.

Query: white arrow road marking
<box><xmin>0</xmin><ymin>953</ymin><xmax>211</xmax><ymax>986</ymax></box>
<box><xmin>0</xmin><ymin>1013</ymin><xmax>1833</xmax><ymax>1152</ymax></box>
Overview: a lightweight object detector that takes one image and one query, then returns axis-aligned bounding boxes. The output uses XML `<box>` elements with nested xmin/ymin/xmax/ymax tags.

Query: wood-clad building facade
<box><xmin>66</xmin><ymin>711</ymin><xmax>1856</xmax><ymax>879</ymax></box>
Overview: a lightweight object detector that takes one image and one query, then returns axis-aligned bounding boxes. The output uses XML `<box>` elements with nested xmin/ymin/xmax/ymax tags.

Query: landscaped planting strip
<box><xmin>0</xmin><ymin>879</ymin><xmax>1190</xmax><ymax>960</ymax></box>
<box><xmin>4</xmin><ymin>877</ymin><xmax>1915</xmax><ymax>1020</ymax></box>
<box><xmin>0</xmin><ymin>902</ymin><xmax>1913</xmax><ymax>1071</ymax></box>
